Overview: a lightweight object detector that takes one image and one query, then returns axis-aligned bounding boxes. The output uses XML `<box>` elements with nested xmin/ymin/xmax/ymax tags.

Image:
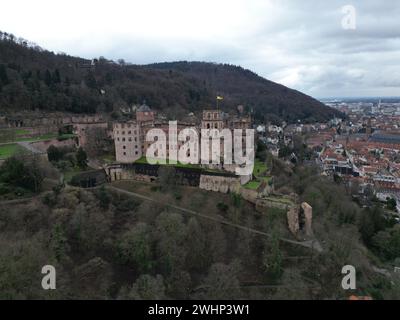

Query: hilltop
<box><xmin>0</xmin><ymin>31</ymin><xmax>342</xmax><ymax>123</ymax></box>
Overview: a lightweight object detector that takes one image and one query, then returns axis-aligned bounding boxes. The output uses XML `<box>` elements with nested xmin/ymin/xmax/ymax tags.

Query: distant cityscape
<box><xmin>261</xmin><ymin>97</ymin><xmax>400</xmax><ymax>219</ymax></box>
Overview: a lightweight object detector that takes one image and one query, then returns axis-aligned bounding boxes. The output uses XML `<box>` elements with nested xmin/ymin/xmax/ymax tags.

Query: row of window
<box><xmin>205</xmin><ymin>122</ymin><xmax>222</xmax><ymax>129</ymax></box>
<box><xmin>205</xmin><ymin>112</ymin><xmax>220</xmax><ymax>120</ymax></box>
<box><xmin>116</xmin><ymin>123</ymin><xmax>138</xmax><ymax>129</ymax></box>
<box><xmin>122</xmin><ymin>145</ymin><xmax>139</xmax><ymax>150</ymax></box>
<box><xmin>115</xmin><ymin>130</ymin><xmax>138</xmax><ymax>135</ymax></box>
<box><xmin>116</xmin><ymin>137</ymin><xmax>138</xmax><ymax>142</ymax></box>
<box><xmin>122</xmin><ymin>151</ymin><xmax>140</xmax><ymax>156</ymax></box>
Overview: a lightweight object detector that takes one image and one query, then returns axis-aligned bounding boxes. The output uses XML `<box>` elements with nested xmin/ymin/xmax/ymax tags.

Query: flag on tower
<box><xmin>216</xmin><ymin>96</ymin><xmax>224</xmax><ymax>100</ymax></box>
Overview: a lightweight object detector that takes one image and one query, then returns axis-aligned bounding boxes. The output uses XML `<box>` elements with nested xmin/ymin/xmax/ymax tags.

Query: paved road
<box><xmin>17</xmin><ymin>141</ymin><xmax>45</xmax><ymax>154</ymax></box>
<box><xmin>107</xmin><ymin>185</ymin><xmax>324</xmax><ymax>253</ymax></box>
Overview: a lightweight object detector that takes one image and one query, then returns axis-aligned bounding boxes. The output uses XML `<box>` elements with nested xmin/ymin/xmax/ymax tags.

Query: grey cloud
<box><xmin>3</xmin><ymin>0</ymin><xmax>399</xmax><ymax>98</ymax></box>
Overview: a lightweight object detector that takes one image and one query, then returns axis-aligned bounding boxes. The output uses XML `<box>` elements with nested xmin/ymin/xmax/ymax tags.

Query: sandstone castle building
<box><xmin>113</xmin><ymin>104</ymin><xmax>252</xmax><ymax>165</ymax></box>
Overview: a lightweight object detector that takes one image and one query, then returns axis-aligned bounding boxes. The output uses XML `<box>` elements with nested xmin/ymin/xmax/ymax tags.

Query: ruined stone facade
<box><xmin>201</xmin><ymin>110</ymin><xmax>225</xmax><ymax>130</ymax></box>
<box><xmin>287</xmin><ymin>205</ymin><xmax>301</xmax><ymax>235</ymax></box>
<box><xmin>113</xmin><ymin>105</ymin><xmax>252</xmax><ymax>174</ymax></box>
<box><xmin>73</xmin><ymin>122</ymin><xmax>109</xmax><ymax>147</ymax></box>
<box><xmin>301</xmin><ymin>202</ymin><xmax>313</xmax><ymax>237</ymax></box>
<box><xmin>287</xmin><ymin>202</ymin><xmax>313</xmax><ymax>238</ymax></box>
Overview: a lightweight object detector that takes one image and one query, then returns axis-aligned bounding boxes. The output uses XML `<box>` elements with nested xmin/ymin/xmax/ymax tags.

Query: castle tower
<box><xmin>201</xmin><ymin>110</ymin><xmax>225</xmax><ymax>130</ymax></box>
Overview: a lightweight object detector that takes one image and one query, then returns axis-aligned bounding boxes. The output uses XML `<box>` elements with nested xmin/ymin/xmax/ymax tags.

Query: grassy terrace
<box><xmin>253</xmin><ymin>159</ymin><xmax>267</xmax><ymax>177</ymax></box>
<box><xmin>14</xmin><ymin>129</ymin><xmax>31</xmax><ymax>135</ymax></box>
<box><xmin>14</xmin><ymin>133</ymin><xmax>59</xmax><ymax>142</ymax></box>
<box><xmin>263</xmin><ymin>196</ymin><xmax>295</xmax><ymax>206</ymax></box>
<box><xmin>243</xmin><ymin>158</ymin><xmax>272</xmax><ymax>190</ymax></box>
<box><xmin>0</xmin><ymin>143</ymin><xmax>28</xmax><ymax>159</ymax></box>
<box><xmin>243</xmin><ymin>180</ymin><xmax>261</xmax><ymax>190</ymax></box>
<box><xmin>0</xmin><ymin>128</ymin><xmax>76</xmax><ymax>144</ymax></box>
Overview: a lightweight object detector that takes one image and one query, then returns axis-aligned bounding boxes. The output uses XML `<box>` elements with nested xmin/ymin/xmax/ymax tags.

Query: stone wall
<box><xmin>256</xmin><ymin>197</ymin><xmax>294</xmax><ymax>211</ymax></box>
<box><xmin>287</xmin><ymin>202</ymin><xmax>313</xmax><ymax>238</ymax></box>
<box><xmin>287</xmin><ymin>205</ymin><xmax>300</xmax><ymax>236</ymax></box>
<box><xmin>106</xmin><ymin>165</ymin><xmax>136</xmax><ymax>182</ymax></box>
<box><xmin>106</xmin><ymin>162</ymin><xmax>244</xmax><ymax>193</ymax></box>
<box><xmin>199</xmin><ymin>175</ymin><xmax>241</xmax><ymax>193</ymax></box>
<box><xmin>301</xmin><ymin>202</ymin><xmax>313</xmax><ymax>237</ymax></box>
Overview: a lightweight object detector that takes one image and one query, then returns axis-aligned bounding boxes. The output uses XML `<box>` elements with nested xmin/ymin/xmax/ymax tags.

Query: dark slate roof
<box><xmin>137</xmin><ymin>104</ymin><xmax>152</xmax><ymax>112</ymax></box>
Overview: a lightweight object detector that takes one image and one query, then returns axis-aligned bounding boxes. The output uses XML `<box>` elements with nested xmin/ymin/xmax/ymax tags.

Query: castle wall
<box><xmin>287</xmin><ymin>205</ymin><xmax>300</xmax><ymax>235</ymax></box>
<box><xmin>301</xmin><ymin>202</ymin><xmax>313</xmax><ymax>236</ymax></box>
<box><xmin>286</xmin><ymin>202</ymin><xmax>313</xmax><ymax>237</ymax></box>
<box><xmin>256</xmin><ymin>197</ymin><xmax>293</xmax><ymax>211</ymax></box>
<box><xmin>106</xmin><ymin>162</ymin><xmax>243</xmax><ymax>193</ymax></box>
<box><xmin>199</xmin><ymin>175</ymin><xmax>241</xmax><ymax>193</ymax></box>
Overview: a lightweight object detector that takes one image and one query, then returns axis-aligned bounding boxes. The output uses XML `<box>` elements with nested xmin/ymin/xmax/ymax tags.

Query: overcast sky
<box><xmin>1</xmin><ymin>0</ymin><xmax>399</xmax><ymax>98</ymax></box>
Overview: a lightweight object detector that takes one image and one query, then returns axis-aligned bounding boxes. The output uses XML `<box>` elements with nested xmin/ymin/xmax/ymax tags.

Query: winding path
<box><xmin>107</xmin><ymin>185</ymin><xmax>323</xmax><ymax>253</ymax></box>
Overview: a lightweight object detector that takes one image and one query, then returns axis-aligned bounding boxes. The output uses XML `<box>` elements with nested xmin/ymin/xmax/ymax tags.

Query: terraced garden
<box><xmin>244</xmin><ymin>158</ymin><xmax>272</xmax><ymax>190</ymax></box>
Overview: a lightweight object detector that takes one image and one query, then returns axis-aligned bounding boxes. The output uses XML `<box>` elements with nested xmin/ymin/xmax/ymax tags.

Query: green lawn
<box><xmin>244</xmin><ymin>180</ymin><xmax>261</xmax><ymax>190</ymax></box>
<box><xmin>15</xmin><ymin>133</ymin><xmax>59</xmax><ymax>142</ymax></box>
<box><xmin>15</xmin><ymin>129</ymin><xmax>31</xmax><ymax>136</ymax></box>
<box><xmin>264</xmin><ymin>196</ymin><xmax>295</xmax><ymax>205</ymax></box>
<box><xmin>253</xmin><ymin>159</ymin><xmax>268</xmax><ymax>177</ymax></box>
<box><xmin>0</xmin><ymin>143</ymin><xmax>28</xmax><ymax>159</ymax></box>
<box><xmin>243</xmin><ymin>159</ymin><xmax>273</xmax><ymax>190</ymax></box>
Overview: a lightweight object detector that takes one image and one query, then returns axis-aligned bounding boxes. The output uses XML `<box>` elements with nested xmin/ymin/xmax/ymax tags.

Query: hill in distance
<box><xmin>0</xmin><ymin>31</ymin><xmax>343</xmax><ymax>123</ymax></box>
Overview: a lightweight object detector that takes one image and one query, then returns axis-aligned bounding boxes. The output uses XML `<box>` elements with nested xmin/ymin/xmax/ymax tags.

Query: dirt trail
<box><xmin>107</xmin><ymin>185</ymin><xmax>323</xmax><ymax>253</ymax></box>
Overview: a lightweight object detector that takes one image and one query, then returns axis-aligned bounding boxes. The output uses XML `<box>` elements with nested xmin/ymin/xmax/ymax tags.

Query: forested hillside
<box><xmin>0</xmin><ymin>31</ymin><xmax>342</xmax><ymax>123</ymax></box>
<box><xmin>1</xmin><ymin>160</ymin><xmax>399</xmax><ymax>300</ymax></box>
